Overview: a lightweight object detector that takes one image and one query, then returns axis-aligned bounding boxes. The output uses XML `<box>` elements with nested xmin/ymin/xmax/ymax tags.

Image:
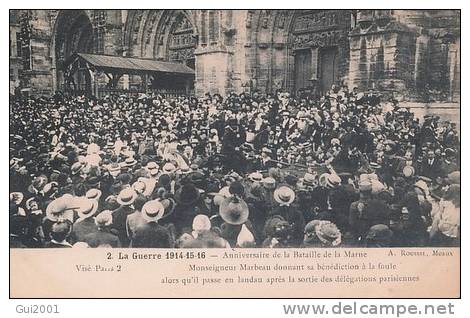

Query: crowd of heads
<box><xmin>9</xmin><ymin>85</ymin><xmax>460</xmax><ymax>248</ymax></box>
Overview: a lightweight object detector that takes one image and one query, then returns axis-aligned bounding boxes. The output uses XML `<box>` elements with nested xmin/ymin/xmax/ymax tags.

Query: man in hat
<box><xmin>70</xmin><ymin>197</ymin><xmax>99</xmax><ymax>244</ymax></box>
<box><xmin>132</xmin><ymin>200</ymin><xmax>172</xmax><ymax>248</ymax></box>
<box><xmin>349</xmin><ymin>180</ymin><xmax>390</xmax><ymax>243</ymax></box>
<box><xmin>112</xmin><ymin>188</ymin><xmax>138</xmax><ymax>247</ymax></box>
<box><xmin>125</xmin><ymin>195</ymin><xmax>148</xmax><ymax>241</ymax></box>
<box><xmin>329</xmin><ymin>172</ymin><xmax>358</xmax><ymax>233</ymax></box>
<box><xmin>84</xmin><ymin>211</ymin><xmax>121</xmax><ymax>248</ymax></box>
<box><xmin>271</xmin><ymin>186</ymin><xmax>305</xmax><ymax>245</ymax></box>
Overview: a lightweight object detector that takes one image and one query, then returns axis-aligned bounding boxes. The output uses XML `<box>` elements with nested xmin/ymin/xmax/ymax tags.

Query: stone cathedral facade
<box><xmin>10</xmin><ymin>10</ymin><xmax>460</xmax><ymax>103</ymax></box>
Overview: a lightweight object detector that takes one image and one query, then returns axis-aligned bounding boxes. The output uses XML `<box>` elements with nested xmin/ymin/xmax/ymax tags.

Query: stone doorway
<box><xmin>319</xmin><ymin>47</ymin><xmax>339</xmax><ymax>94</ymax></box>
<box><xmin>294</xmin><ymin>49</ymin><xmax>312</xmax><ymax>93</ymax></box>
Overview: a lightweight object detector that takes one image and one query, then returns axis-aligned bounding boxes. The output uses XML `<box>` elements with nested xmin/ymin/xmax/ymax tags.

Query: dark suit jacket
<box><xmin>84</xmin><ymin>229</ymin><xmax>121</xmax><ymax>248</ymax></box>
<box><xmin>112</xmin><ymin>205</ymin><xmax>134</xmax><ymax>247</ymax></box>
<box><xmin>71</xmin><ymin>218</ymin><xmax>98</xmax><ymax>244</ymax></box>
<box><xmin>419</xmin><ymin>158</ymin><xmax>442</xmax><ymax>180</ymax></box>
<box><xmin>131</xmin><ymin>222</ymin><xmax>171</xmax><ymax>248</ymax></box>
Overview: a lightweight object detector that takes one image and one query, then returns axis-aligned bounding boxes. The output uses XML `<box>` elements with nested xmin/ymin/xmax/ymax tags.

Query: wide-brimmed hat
<box><xmin>302</xmin><ymin>173</ymin><xmax>317</xmax><ymax>186</ymax></box>
<box><xmin>46</xmin><ymin>197</ymin><xmax>76</xmax><ymax>222</ymax></box>
<box><xmin>162</xmin><ymin>162</ymin><xmax>176</xmax><ymax>174</ymax></box>
<box><xmin>248</xmin><ymin>171</ymin><xmax>263</xmax><ymax>182</ymax></box>
<box><xmin>146</xmin><ymin>162</ymin><xmax>159</xmax><ymax>176</ymax></box>
<box><xmin>319</xmin><ymin>173</ymin><xmax>341</xmax><ymax>188</ymax></box>
<box><xmin>314</xmin><ymin>220</ymin><xmax>342</xmax><ymax>247</ymax></box>
<box><xmin>219</xmin><ymin>196</ymin><xmax>249</xmax><ymax>225</ymax></box>
<box><xmin>71</xmin><ymin>162</ymin><xmax>84</xmax><ymax>175</ymax></box>
<box><xmin>108</xmin><ymin>162</ymin><xmax>121</xmax><ymax>177</ymax></box>
<box><xmin>132</xmin><ymin>180</ymin><xmax>147</xmax><ymax>195</ymax></box>
<box><xmin>262</xmin><ymin>177</ymin><xmax>276</xmax><ymax>189</ymax></box>
<box><xmin>273</xmin><ymin>186</ymin><xmax>296</xmax><ymax>206</ymax></box>
<box><xmin>95</xmin><ymin>210</ymin><xmax>113</xmax><ymax>227</ymax></box>
<box><xmin>85</xmin><ymin>188</ymin><xmax>102</xmax><ymax>201</ymax></box>
<box><xmin>75</xmin><ymin>197</ymin><xmax>99</xmax><ymax>220</ymax></box>
<box><xmin>122</xmin><ymin>157</ymin><xmax>137</xmax><ymax>168</ymax></box>
<box><xmin>141</xmin><ymin>200</ymin><xmax>165</xmax><ymax>222</ymax></box>
<box><xmin>174</xmin><ymin>183</ymin><xmax>200</xmax><ymax>206</ymax></box>
<box><xmin>116</xmin><ymin>188</ymin><xmax>137</xmax><ymax>206</ymax></box>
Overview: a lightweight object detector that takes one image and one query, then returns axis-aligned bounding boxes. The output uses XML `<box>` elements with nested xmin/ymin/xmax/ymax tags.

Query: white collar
<box><xmin>50</xmin><ymin>239</ymin><xmax>72</xmax><ymax>247</ymax></box>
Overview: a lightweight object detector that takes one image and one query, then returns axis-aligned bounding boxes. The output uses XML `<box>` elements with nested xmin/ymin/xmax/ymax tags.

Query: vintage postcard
<box><xmin>9</xmin><ymin>9</ymin><xmax>460</xmax><ymax>298</ymax></box>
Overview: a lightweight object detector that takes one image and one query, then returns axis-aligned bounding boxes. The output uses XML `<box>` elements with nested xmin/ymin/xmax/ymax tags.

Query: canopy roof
<box><xmin>68</xmin><ymin>53</ymin><xmax>195</xmax><ymax>76</ymax></box>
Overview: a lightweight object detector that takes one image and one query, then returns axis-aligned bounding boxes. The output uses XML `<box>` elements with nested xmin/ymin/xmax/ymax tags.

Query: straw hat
<box><xmin>86</xmin><ymin>188</ymin><xmax>102</xmax><ymax>201</ymax></box>
<box><xmin>302</xmin><ymin>173</ymin><xmax>317</xmax><ymax>187</ymax></box>
<box><xmin>273</xmin><ymin>186</ymin><xmax>296</xmax><ymax>206</ymax></box>
<box><xmin>46</xmin><ymin>197</ymin><xmax>75</xmax><ymax>222</ymax></box>
<box><xmin>116</xmin><ymin>188</ymin><xmax>137</xmax><ymax>206</ymax></box>
<box><xmin>162</xmin><ymin>163</ymin><xmax>176</xmax><ymax>174</ymax></box>
<box><xmin>75</xmin><ymin>197</ymin><xmax>99</xmax><ymax>220</ymax></box>
<box><xmin>95</xmin><ymin>210</ymin><xmax>113</xmax><ymax>227</ymax></box>
<box><xmin>248</xmin><ymin>171</ymin><xmax>263</xmax><ymax>182</ymax></box>
<box><xmin>262</xmin><ymin>177</ymin><xmax>276</xmax><ymax>190</ymax></box>
<box><xmin>141</xmin><ymin>200</ymin><xmax>165</xmax><ymax>223</ymax></box>
<box><xmin>146</xmin><ymin>162</ymin><xmax>159</xmax><ymax>176</ymax></box>
<box><xmin>319</xmin><ymin>173</ymin><xmax>341</xmax><ymax>188</ymax></box>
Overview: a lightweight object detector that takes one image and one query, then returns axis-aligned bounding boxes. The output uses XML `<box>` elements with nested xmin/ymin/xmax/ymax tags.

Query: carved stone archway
<box><xmin>52</xmin><ymin>10</ymin><xmax>94</xmax><ymax>93</ymax></box>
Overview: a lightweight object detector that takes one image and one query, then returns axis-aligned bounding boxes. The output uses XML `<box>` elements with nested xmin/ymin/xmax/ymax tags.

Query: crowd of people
<box><xmin>9</xmin><ymin>85</ymin><xmax>460</xmax><ymax>248</ymax></box>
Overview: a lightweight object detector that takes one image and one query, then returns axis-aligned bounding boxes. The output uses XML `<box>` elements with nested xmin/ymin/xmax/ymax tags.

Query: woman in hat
<box><xmin>303</xmin><ymin>220</ymin><xmax>342</xmax><ymax>247</ymax></box>
<box><xmin>271</xmin><ymin>186</ymin><xmax>305</xmax><ymax>245</ymax></box>
<box><xmin>218</xmin><ymin>195</ymin><xmax>256</xmax><ymax>247</ymax></box>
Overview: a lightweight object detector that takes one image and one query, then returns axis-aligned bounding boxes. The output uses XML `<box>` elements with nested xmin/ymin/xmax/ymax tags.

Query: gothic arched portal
<box><xmin>53</xmin><ymin>10</ymin><xmax>94</xmax><ymax>94</ymax></box>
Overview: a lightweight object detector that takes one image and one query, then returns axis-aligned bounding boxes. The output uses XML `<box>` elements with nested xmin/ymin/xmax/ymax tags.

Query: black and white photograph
<box><xmin>9</xmin><ymin>9</ymin><xmax>460</xmax><ymax>251</ymax></box>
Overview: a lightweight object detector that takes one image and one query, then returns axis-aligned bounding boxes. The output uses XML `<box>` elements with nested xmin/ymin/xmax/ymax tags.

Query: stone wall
<box><xmin>10</xmin><ymin>9</ymin><xmax>460</xmax><ymax>102</ymax></box>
